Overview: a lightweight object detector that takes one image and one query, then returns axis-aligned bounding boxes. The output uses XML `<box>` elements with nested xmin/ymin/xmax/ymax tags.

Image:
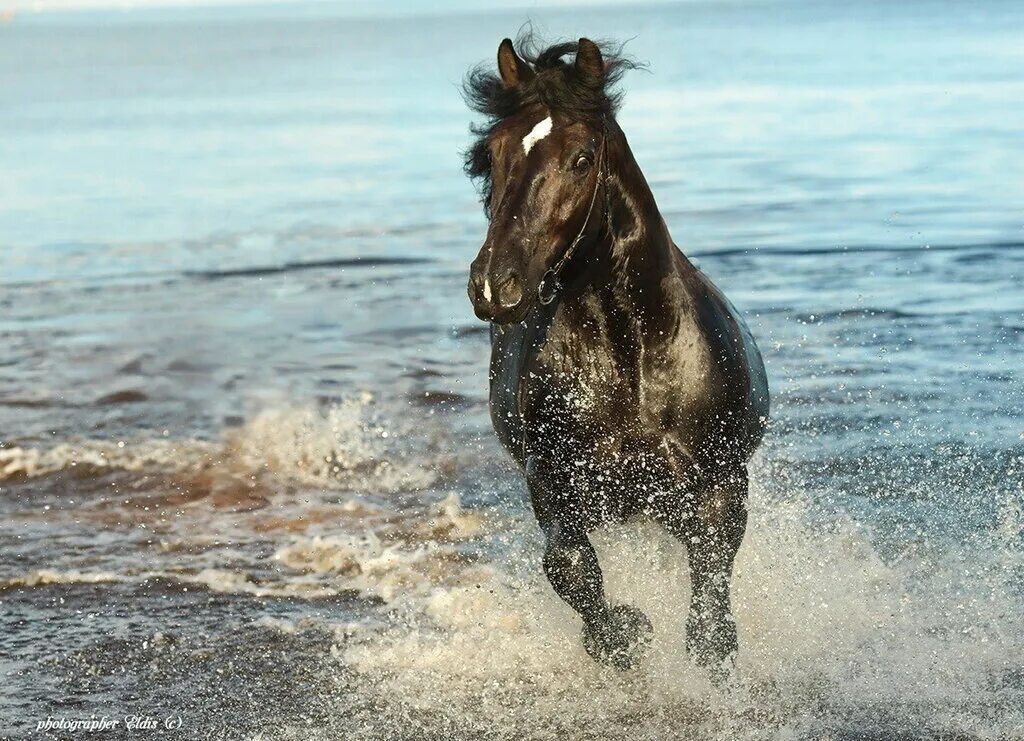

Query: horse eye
<box><xmin>574</xmin><ymin>154</ymin><xmax>593</xmax><ymax>172</ymax></box>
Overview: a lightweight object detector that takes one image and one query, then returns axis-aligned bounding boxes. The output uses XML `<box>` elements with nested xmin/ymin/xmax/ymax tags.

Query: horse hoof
<box><xmin>686</xmin><ymin>613</ymin><xmax>737</xmax><ymax>682</ymax></box>
<box><xmin>582</xmin><ymin>605</ymin><xmax>653</xmax><ymax>671</ymax></box>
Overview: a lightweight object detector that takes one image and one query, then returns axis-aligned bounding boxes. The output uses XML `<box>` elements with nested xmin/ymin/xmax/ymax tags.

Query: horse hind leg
<box><xmin>529</xmin><ymin>481</ymin><xmax>653</xmax><ymax>670</ymax></box>
<box><xmin>663</xmin><ymin>465</ymin><xmax>748</xmax><ymax>678</ymax></box>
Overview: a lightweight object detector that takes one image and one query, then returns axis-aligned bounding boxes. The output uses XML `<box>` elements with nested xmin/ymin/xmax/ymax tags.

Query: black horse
<box><xmin>465</xmin><ymin>36</ymin><xmax>769</xmax><ymax>673</ymax></box>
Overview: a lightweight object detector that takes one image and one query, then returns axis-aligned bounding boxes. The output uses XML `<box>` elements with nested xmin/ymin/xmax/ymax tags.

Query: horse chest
<box><xmin>490</xmin><ymin>324</ymin><xmax>613</xmax><ymax>455</ymax></box>
<box><xmin>488</xmin><ymin>316</ymin><xmax>680</xmax><ymax>463</ymax></box>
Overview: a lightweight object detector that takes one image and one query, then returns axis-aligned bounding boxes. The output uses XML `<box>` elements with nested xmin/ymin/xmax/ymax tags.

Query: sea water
<box><xmin>1</xmin><ymin>0</ymin><xmax>1023</xmax><ymax>737</ymax></box>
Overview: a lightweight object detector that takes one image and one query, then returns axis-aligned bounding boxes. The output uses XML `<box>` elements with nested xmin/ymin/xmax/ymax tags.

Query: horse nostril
<box><xmin>496</xmin><ymin>272</ymin><xmax>523</xmax><ymax>309</ymax></box>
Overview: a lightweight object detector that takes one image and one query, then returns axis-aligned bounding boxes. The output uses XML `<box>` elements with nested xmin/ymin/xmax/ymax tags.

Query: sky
<box><xmin>0</xmin><ymin>0</ymin><xmax>647</xmax><ymax>15</ymax></box>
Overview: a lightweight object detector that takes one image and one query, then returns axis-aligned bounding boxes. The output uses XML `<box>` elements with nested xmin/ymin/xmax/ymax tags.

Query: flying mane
<box><xmin>462</xmin><ymin>33</ymin><xmax>639</xmax><ymax>214</ymax></box>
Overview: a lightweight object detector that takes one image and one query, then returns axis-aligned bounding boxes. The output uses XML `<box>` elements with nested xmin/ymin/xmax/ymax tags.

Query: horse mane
<box><xmin>462</xmin><ymin>32</ymin><xmax>640</xmax><ymax>215</ymax></box>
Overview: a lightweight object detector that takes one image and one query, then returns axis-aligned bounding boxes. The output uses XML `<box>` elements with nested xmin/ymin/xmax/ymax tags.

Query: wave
<box><xmin>1</xmin><ymin>489</ymin><xmax>487</xmax><ymax>605</ymax></box>
<box><xmin>185</xmin><ymin>255</ymin><xmax>434</xmax><ymax>281</ymax></box>
<box><xmin>0</xmin><ymin>438</ymin><xmax>216</xmax><ymax>481</ymax></box>
<box><xmin>274</xmin><ymin>495</ymin><xmax>485</xmax><ymax>602</ymax></box>
<box><xmin>0</xmin><ymin>393</ymin><xmax>443</xmax><ymax>495</ymax></box>
<box><xmin>690</xmin><ymin>240</ymin><xmax>1024</xmax><ymax>261</ymax></box>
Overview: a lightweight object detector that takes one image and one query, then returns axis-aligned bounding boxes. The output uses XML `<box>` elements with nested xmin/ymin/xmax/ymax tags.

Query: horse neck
<box><xmin>586</xmin><ymin>133</ymin><xmax>679</xmax><ymax>326</ymax></box>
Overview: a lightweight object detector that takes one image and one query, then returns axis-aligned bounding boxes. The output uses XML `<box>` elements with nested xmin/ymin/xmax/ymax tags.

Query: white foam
<box><xmin>0</xmin><ymin>569</ymin><xmax>123</xmax><ymax>589</ymax></box>
<box><xmin>228</xmin><ymin>396</ymin><xmax>439</xmax><ymax>494</ymax></box>
<box><xmin>0</xmin><ymin>439</ymin><xmax>215</xmax><ymax>480</ymax></box>
<box><xmin>272</xmin><ymin>493</ymin><xmax>485</xmax><ymax>603</ymax></box>
<box><xmin>337</xmin><ymin>462</ymin><xmax>1024</xmax><ymax>738</ymax></box>
<box><xmin>1</xmin><ymin>393</ymin><xmax>440</xmax><ymax>495</ymax></box>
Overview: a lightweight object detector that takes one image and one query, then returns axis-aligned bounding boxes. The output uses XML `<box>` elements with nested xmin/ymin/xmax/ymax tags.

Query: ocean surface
<box><xmin>1</xmin><ymin>0</ymin><xmax>1023</xmax><ymax>738</ymax></box>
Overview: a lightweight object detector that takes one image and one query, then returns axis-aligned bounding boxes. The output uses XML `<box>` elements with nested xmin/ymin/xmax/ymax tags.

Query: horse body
<box><xmin>489</xmin><ymin>238</ymin><xmax>769</xmax><ymax>490</ymax></box>
<box><xmin>465</xmin><ymin>36</ymin><xmax>769</xmax><ymax>673</ymax></box>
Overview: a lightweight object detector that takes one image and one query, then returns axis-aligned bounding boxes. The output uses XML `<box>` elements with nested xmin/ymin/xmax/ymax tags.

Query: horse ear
<box><xmin>575</xmin><ymin>37</ymin><xmax>604</xmax><ymax>83</ymax></box>
<box><xmin>497</xmin><ymin>38</ymin><xmax>533</xmax><ymax>89</ymax></box>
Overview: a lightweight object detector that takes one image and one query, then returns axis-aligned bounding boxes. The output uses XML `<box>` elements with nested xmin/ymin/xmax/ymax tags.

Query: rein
<box><xmin>537</xmin><ymin>119</ymin><xmax>610</xmax><ymax>305</ymax></box>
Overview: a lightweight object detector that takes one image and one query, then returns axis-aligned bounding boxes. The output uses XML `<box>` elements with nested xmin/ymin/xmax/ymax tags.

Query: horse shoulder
<box><xmin>639</xmin><ymin>248</ymin><xmax>767</xmax><ymax>462</ymax></box>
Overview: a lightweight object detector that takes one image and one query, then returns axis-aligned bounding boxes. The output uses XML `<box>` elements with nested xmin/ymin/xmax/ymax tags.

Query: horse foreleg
<box><xmin>529</xmin><ymin>482</ymin><xmax>652</xmax><ymax>670</ymax></box>
<box><xmin>540</xmin><ymin>517</ymin><xmax>608</xmax><ymax>622</ymax></box>
<box><xmin>682</xmin><ymin>466</ymin><xmax>748</xmax><ymax>675</ymax></box>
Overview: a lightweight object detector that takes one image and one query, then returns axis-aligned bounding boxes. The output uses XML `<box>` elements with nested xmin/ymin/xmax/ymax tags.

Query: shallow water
<box><xmin>1</xmin><ymin>0</ymin><xmax>1023</xmax><ymax>738</ymax></box>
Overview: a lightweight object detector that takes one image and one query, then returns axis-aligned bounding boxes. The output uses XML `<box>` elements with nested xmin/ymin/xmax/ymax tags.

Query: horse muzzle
<box><xmin>468</xmin><ymin>266</ymin><xmax>529</xmax><ymax>324</ymax></box>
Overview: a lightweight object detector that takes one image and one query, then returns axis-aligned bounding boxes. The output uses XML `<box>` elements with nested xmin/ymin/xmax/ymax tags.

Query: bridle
<box><xmin>536</xmin><ymin>118</ymin><xmax>611</xmax><ymax>305</ymax></box>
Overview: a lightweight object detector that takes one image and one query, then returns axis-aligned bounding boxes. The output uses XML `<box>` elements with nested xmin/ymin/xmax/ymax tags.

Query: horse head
<box><xmin>465</xmin><ymin>37</ymin><xmax>631</xmax><ymax>324</ymax></box>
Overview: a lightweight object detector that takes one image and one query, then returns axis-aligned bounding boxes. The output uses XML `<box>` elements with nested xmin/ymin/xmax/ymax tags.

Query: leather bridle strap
<box><xmin>537</xmin><ymin>120</ymin><xmax>610</xmax><ymax>306</ymax></box>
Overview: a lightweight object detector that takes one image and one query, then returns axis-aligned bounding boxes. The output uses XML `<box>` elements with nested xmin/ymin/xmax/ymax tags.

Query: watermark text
<box><xmin>35</xmin><ymin>714</ymin><xmax>183</xmax><ymax>733</ymax></box>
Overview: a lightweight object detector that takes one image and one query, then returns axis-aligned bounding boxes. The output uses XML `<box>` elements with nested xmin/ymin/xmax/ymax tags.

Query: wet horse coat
<box><xmin>466</xmin><ymin>36</ymin><xmax>769</xmax><ymax>671</ymax></box>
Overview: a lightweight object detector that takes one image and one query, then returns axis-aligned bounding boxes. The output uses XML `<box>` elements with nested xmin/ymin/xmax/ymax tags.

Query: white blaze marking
<box><xmin>522</xmin><ymin>116</ymin><xmax>553</xmax><ymax>154</ymax></box>
<box><xmin>481</xmin><ymin>116</ymin><xmax>550</xmax><ymax>304</ymax></box>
